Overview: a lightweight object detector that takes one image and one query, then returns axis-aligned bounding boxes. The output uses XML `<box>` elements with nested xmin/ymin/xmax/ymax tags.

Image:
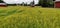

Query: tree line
<box><xmin>38</xmin><ymin>0</ymin><xmax>55</xmax><ymax>7</ymax></box>
<box><xmin>0</xmin><ymin>0</ymin><xmax>55</xmax><ymax>7</ymax></box>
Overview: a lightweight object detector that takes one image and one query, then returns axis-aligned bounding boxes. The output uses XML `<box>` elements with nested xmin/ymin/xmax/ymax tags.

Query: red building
<box><xmin>0</xmin><ymin>3</ymin><xmax>7</xmax><ymax>7</ymax></box>
<box><xmin>55</xmin><ymin>0</ymin><xmax>60</xmax><ymax>8</ymax></box>
<box><xmin>0</xmin><ymin>0</ymin><xmax>7</xmax><ymax>7</ymax></box>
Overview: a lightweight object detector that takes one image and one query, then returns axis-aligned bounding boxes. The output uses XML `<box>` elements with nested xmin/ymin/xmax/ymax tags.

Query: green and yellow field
<box><xmin>0</xmin><ymin>6</ymin><xmax>60</xmax><ymax>28</ymax></box>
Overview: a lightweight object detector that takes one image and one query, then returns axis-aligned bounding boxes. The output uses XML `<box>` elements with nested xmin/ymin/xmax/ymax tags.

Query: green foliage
<box><xmin>0</xmin><ymin>0</ymin><xmax>4</xmax><ymax>3</ymax></box>
<box><xmin>38</xmin><ymin>0</ymin><xmax>43</xmax><ymax>6</ymax></box>
<box><xmin>0</xmin><ymin>6</ymin><xmax>60</xmax><ymax>28</ymax></box>
<box><xmin>38</xmin><ymin>0</ymin><xmax>54</xmax><ymax>7</ymax></box>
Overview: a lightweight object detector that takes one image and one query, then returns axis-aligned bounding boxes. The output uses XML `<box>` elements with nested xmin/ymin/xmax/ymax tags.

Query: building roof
<box><xmin>56</xmin><ymin>0</ymin><xmax>60</xmax><ymax>1</ymax></box>
<box><xmin>54</xmin><ymin>0</ymin><xmax>60</xmax><ymax>2</ymax></box>
<box><xmin>0</xmin><ymin>3</ymin><xmax>6</xmax><ymax>5</ymax></box>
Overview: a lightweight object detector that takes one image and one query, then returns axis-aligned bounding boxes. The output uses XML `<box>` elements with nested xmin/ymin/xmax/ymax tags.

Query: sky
<box><xmin>3</xmin><ymin>0</ymin><xmax>39</xmax><ymax>4</ymax></box>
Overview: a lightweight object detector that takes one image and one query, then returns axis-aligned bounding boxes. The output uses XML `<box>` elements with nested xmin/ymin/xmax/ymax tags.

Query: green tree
<box><xmin>47</xmin><ymin>0</ymin><xmax>54</xmax><ymax>7</ymax></box>
<box><xmin>41</xmin><ymin>0</ymin><xmax>48</xmax><ymax>7</ymax></box>
<box><xmin>38</xmin><ymin>0</ymin><xmax>48</xmax><ymax>6</ymax></box>
<box><xmin>38</xmin><ymin>0</ymin><xmax>54</xmax><ymax>7</ymax></box>
<box><xmin>38</xmin><ymin>0</ymin><xmax>43</xmax><ymax>6</ymax></box>
<box><xmin>0</xmin><ymin>0</ymin><xmax>4</xmax><ymax>3</ymax></box>
<box><xmin>24</xmin><ymin>2</ymin><xmax>27</xmax><ymax>6</ymax></box>
<box><xmin>22</xmin><ymin>2</ymin><xmax>25</xmax><ymax>6</ymax></box>
<box><xmin>30</xmin><ymin>0</ymin><xmax>35</xmax><ymax>7</ymax></box>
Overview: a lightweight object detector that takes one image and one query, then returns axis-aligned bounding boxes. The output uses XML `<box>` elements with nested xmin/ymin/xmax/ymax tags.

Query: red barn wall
<box><xmin>55</xmin><ymin>1</ymin><xmax>60</xmax><ymax>8</ymax></box>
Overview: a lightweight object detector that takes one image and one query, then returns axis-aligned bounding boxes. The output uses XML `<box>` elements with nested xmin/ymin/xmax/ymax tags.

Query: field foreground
<box><xmin>0</xmin><ymin>6</ymin><xmax>60</xmax><ymax>28</ymax></box>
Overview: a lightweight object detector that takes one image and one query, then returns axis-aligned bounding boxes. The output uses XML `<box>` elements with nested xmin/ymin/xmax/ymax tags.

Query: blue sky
<box><xmin>3</xmin><ymin>0</ymin><xmax>39</xmax><ymax>4</ymax></box>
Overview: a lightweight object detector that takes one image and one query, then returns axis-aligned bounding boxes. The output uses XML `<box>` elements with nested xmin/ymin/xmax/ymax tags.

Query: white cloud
<box><xmin>3</xmin><ymin>0</ymin><xmax>38</xmax><ymax>4</ymax></box>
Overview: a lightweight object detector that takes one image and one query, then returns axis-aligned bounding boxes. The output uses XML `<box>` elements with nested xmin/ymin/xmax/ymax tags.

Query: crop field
<box><xmin>0</xmin><ymin>6</ymin><xmax>60</xmax><ymax>28</ymax></box>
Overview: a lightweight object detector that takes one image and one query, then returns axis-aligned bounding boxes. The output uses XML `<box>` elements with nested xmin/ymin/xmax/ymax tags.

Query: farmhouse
<box><xmin>0</xmin><ymin>0</ymin><xmax>7</xmax><ymax>7</ymax></box>
<box><xmin>54</xmin><ymin>0</ymin><xmax>60</xmax><ymax>8</ymax></box>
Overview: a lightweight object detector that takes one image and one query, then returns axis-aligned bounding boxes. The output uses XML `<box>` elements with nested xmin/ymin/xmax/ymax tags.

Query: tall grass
<box><xmin>0</xmin><ymin>6</ymin><xmax>60</xmax><ymax>28</ymax></box>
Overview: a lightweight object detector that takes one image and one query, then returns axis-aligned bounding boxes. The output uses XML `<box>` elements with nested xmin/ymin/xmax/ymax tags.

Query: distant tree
<box><xmin>38</xmin><ymin>0</ymin><xmax>48</xmax><ymax>6</ymax></box>
<box><xmin>38</xmin><ymin>0</ymin><xmax>54</xmax><ymax>7</ymax></box>
<box><xmin>0</xmin><ymin>0</ymin><xmax>4</xmax><ymax>3</ymax></box>
<box><xmin>53</xmin><ymin>0</ymin><xmax>55</xmax><ymax>1</ymax></box>
<box><xmin>20</xmin><ymin>2</ymin><xmax>28</xmax><ymax>6</ymax></box>
<box><xmin>30</xmin><ymin>0</ymin><xmax>35</xmax><ymax>7</ymax></box>
<box><xmin>41</xmin><ymin>0</ymin><xmax>49</xmax><ymax>7</ymax></box>
<box><xmin>24</xmin><ymin>2</ymin><xmax>27</xmax><ymax>6</ymax></box>
<box><xmin>38</xmin><ymin>0</ymin><xmax>43</xmax><ymax>6</ymax></box>
<box><xmin>22</xmin><ymin>2</ymin><xmax>25</xmax><ymax>6</ymax></box>
<box><xmin>48</xmin><ymin>0</ymin><xmax>54</xmax><ymax>7</ymax></box>
<box><xmin>16</xmin><ymin>3</ymin><xmax>19</xmax><ymax>6</ymax></box>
